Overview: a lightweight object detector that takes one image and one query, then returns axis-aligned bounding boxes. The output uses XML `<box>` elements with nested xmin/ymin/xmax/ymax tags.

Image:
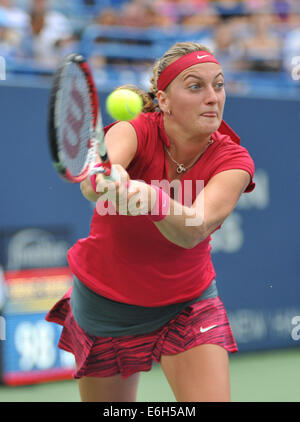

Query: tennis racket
<box><xmin>48</xmin><ymin>53</ymin><xmax>119</xmax><ymax>183</ymax></box>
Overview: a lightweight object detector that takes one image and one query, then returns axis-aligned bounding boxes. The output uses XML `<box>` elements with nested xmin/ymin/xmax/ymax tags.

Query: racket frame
<box><xmin>48</xmin><ymin>53</ymin><xmax>113</xmax><ymax>183</ymax></box>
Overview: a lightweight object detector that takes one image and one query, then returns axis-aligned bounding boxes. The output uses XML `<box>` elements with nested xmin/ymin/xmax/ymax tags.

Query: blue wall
<box><xmin>1</xmin><ymin>82</ymin><xmax>299</xmax><ymax>352</ymax></box>
<box><xmin>215</xmin><ymin>95</ymin><xmax>300</xmax><ymax>350</ymax></box>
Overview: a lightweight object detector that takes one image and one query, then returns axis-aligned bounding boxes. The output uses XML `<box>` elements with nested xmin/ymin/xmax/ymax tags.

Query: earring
<box><xmin>168</xmin><ymin>109</ymin><xmax>172</xmax><ymax>116</ymax></box>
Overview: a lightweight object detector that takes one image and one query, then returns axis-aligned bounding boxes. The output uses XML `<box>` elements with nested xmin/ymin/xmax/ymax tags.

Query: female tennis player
<box><xmin>46</xmin><ymin>42</ymin><xmax>255</xmax><ymax>402</ymax></box>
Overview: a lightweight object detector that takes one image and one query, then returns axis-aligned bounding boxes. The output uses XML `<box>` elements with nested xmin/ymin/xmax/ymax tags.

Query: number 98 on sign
<box><xmin>2</xmin><ymin>314</ymin><xmax>75</xmax><ymax>385</ymax></box>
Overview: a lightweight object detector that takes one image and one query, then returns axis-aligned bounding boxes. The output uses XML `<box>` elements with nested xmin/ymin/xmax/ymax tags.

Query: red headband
<box><xmin>157</xmin><ymin>51</ymin><xmax>220</xmax><ymax>91</ymax></box>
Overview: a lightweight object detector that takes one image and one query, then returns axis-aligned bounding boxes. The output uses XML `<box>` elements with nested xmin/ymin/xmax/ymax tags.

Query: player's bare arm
<box><xmin>152</xmin><ymin>169</ymin><xmax>250</xmax><ymax>249</ymax></box>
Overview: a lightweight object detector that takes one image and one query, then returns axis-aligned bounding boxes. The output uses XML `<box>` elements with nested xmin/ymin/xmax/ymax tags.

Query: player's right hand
<box><xmin>95</xmin><ymin>165</ymin><xmax>154</xmax><ymax>216</ymax></box>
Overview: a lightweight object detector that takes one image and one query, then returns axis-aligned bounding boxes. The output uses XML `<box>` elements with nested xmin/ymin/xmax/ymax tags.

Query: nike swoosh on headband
<box><xmin>197</xmin><ymin>55</ymin><xmax>209</xmax><ymax>59</ymax></box>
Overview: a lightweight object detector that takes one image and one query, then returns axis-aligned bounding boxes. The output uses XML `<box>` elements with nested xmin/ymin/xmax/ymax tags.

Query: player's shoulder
<box><xmin>104</xmin><ymin>112</ymin><xmax>160</xmax><ymax>139</ymax></box>
<box><xmin>128</xmin><ymin>111</ymin><xmax>162</xmax><ymax>143</ymax></box>
<box><xmin>131</xmin><ymin>111</ymin><xmax>161</xmax><ymax>126</ymax></box>
<box><xmin>213</xmin><ymin>127</ymin><xmax>252</xmax><ymax>157</ymax></box>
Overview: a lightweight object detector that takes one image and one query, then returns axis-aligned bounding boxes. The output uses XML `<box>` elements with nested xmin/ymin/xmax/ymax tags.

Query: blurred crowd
<box><xmin>0</xmin><ymin>0</ymin><xmax>75</xmax><ymax>67</ymax></box>
<box><xmin>0</xmin><ymin>0</ymin><xmax>299</xmax><ymax>75</ymax></box>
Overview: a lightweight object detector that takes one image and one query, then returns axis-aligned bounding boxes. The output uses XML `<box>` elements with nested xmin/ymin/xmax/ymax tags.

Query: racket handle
<box><xmin>90</xmin><ymin>164</ymin><xmax>121</xmax><ymax>193</ymax></box>
<box><xmin>89</xmin><ymin>166</ymin><xmax>106</xmax><ymax>175</ymax></box>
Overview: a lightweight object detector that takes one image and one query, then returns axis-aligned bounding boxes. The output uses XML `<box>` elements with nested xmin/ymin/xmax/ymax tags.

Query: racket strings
<box><xmin>56</xmin><ymin>62</ymin><xmax>95</xmax><ymax>178</ymax></box>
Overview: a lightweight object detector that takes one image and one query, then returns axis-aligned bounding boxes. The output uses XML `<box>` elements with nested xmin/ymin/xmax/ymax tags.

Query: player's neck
<box><xmin>163</xmin><ymin>118</ymin><xmax>212</xmax><ymax>161</ymax></box>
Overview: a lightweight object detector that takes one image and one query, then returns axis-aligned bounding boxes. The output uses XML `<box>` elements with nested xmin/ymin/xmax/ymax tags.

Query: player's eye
<box><xmin>189</xmin><ymin>83</ymin><xmax>201</xmax><ymax>90</ymax></box>
<box><xmin>215</xmin><ymin>81</ymin><xmax>225</xmax><ymax>89</ymax></box>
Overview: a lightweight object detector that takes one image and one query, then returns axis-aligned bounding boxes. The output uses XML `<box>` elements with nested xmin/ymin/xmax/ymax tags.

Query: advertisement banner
<box><xmin>1</xmin><ymin>267</ymin><xmax>74</xmax><ymax>386</ymax></box>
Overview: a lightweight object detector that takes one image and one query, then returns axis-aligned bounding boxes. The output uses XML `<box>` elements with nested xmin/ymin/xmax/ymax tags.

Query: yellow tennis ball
<box><xmin>106</xmin><ymin>89</ymin><xmax>143</xmax><ymax>121</ymax></box>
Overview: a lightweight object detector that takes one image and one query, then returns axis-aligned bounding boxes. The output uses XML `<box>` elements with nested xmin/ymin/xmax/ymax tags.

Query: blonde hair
<box><xmin>115</xmin><ymin>42</ymin><xmax>212</xmax><ymax>113</ymax></box>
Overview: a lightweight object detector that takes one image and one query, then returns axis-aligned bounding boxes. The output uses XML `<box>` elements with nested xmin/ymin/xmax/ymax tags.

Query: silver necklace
<box><xmin>165</xmin><ymin>139</ymin><xmax>214</xmax><ymax>174</ymax></box>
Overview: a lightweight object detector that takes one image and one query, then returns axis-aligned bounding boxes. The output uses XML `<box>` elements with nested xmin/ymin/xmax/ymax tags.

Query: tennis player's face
<box><xmin>167</xmin><ymin>63</ymin><xmax>225</xmax><ymax>137</ymax></box>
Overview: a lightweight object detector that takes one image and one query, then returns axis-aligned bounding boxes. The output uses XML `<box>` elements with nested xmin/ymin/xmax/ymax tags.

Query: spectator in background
<box><xmin>240</xmin><ymin>12</ymin><xmax>282</xmax><ymax>72</ymax></box>
<box><xmin>20</xmin><ymin>0</ymin><xmax>76</xmax><ymax>67</ymax></box>
<box><xmin>0</xmin><ymin>0</ymin><xmax>29</xmax><ymax>28</ymax></box>
<box><xmin>0</xmin><ymin>12</ymin><xmax>21</xmax><ymax>59</ymax></box>
<box><xmin>272</xmin><ymin>0</ymin><xmax>292</xmax><ymax>23</ymax></box>
<box><xmin>94</xmin><ymin>7</ymin><xmax>120</xmax><ymax>26</ymax></box>
<box><xmin>244</xmin><ymin>0</ymin><xmax>271</xmax><ymax>14</ymax></box>
<box><xmin>120</xmin><ymin>1</ymin><xmax>170</xmax><ymax>28</ymax></box>
<box><xmin>90</xmin><ymin>7</ymin><xmax>120</xmax><ymax>70</ymax></box>
<box><xmin>282</xmin><ymin>26</ymin><xmax>300</xmax><ymax>76</ymax></box>
<box><xmin>181</xmin><ymin>1</ymin><xmax>220</xmax><ymax>28</ymax></box>
<box><xmin>210</xmin><ymin>21</ymin><xmax>245</xmax><ymax>73</ymax></box>
<box><xmin>213</xmin><ymin>0</ymin><xmax>246</xmax><ymax>21</ymax></box>
<box><xmin>270</xmin><ymin>0</ymin><xmax>300</xmax><ymax>27</ymax></box>
<box><xmin>153</xmin><ymin>0</ymin><xmax>191</xmax><ymax>25</ymax></box>
<box><xmin>0</xmin><ymin>1</ymin><xmax>29</xmax><ymax>60</ymax></box>
<box><xmin>152</xmin><ymin>0</ymin><xmax>216</xmax><ymax>26</ymax></box>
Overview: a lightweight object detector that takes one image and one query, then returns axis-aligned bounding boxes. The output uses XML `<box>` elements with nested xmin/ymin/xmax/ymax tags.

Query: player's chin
<box><xmin>198</xmin><ymin>117</ymin><xmax>221</xmax><ymax>134</ymax></box>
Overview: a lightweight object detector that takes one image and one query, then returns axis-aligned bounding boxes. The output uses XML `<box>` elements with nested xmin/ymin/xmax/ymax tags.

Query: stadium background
<box><xmin>0</xmin><ymin>0</ymin><xmax>299</xmax><ymax>401</ymax></box>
